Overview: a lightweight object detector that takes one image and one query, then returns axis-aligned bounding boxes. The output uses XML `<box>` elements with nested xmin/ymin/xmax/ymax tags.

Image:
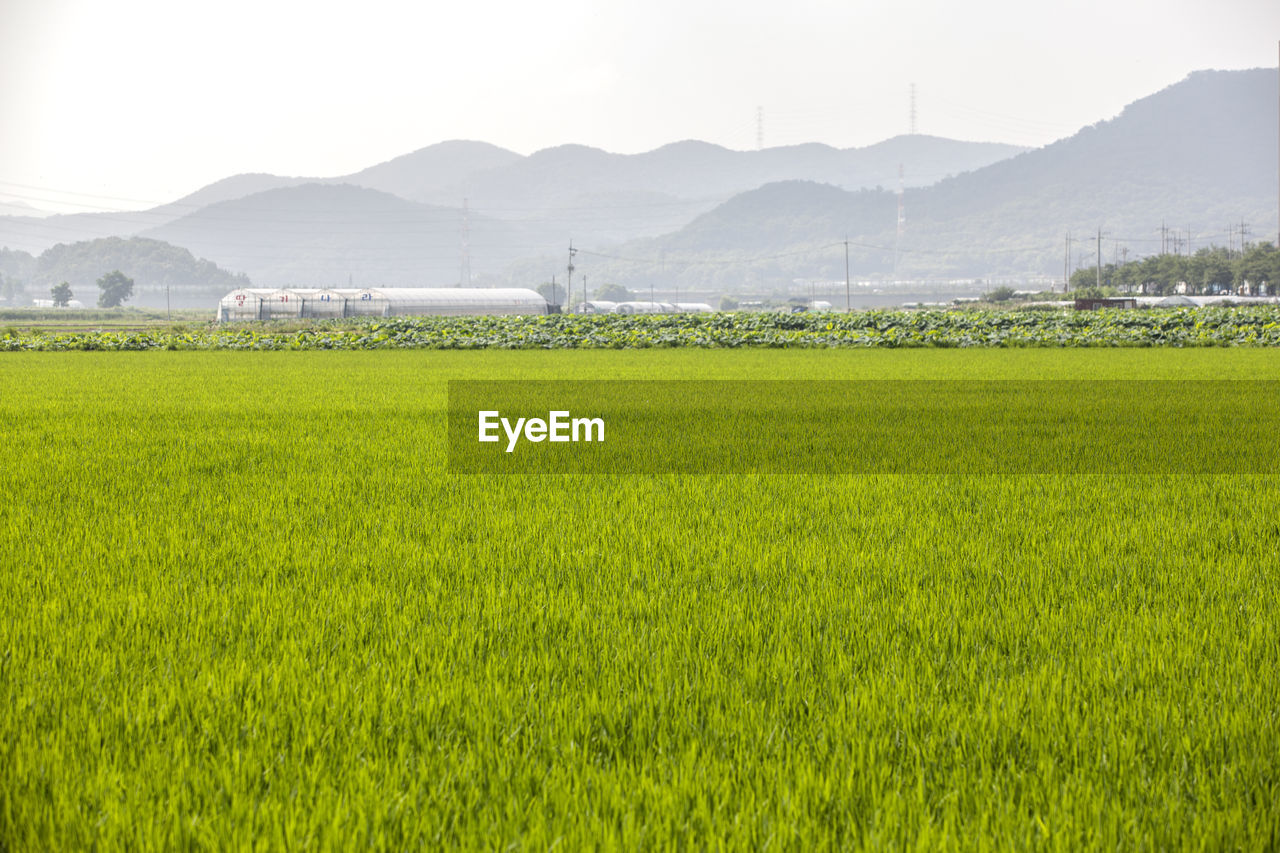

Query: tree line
<box><xmin>1070</xmin><ymin>242</ymin><xmax>1280</xmax><ymax>296</ymax></box>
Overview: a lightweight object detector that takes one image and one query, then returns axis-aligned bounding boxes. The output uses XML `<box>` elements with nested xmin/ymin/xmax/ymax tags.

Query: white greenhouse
<box><xmin>217</xmin><ymin>287</ymin><xmax>550</xmax><ymax>322</ymax></box>
<box><xmin>614</xmin><ymin>301</ymin><xmax>676</xmax><ymax>315</ymax></box>
<box><xmin>572</xmin><ymin>300</ymin><xmax>619</xmax><ymax>314</ymax></box>
<box><xmin>612</xmin><ymin>301</ymin><xmax>716</xmax><ymax>315</ymax></box>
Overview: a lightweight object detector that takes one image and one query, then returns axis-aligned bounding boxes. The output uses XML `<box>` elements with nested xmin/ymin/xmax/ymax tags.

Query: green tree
<box><xmin>1237</xmin><ymin>242</ymin><xmax>1280</xmax><ymax>294</ymax></box>
<box><xmin>984</xmin><ymin>285</ymin><xmax>1016</xmax><ymax>302</ymax></box>
<box><xmin>1197</xmin><ymin>248</ymin><xmax>1233</xmax><ymax>294</ymax></box>
<box><xmin>50</xmin><ymin>281</ymin><xmax>73</xmax><ymax>307</ymax></box>
<box><xmin>1154</xmin><ymin>254</ymin><xmax>1187</xmax><ymax>294</ymax></box>
<box><xmin>536</xmin><ymin>281</ymin><xmax>564</xmax><ymax>306</ymax></box>
<box><xmin>96</xmin><ymin>270</ymin><xmax>134</xmax><ymax>308</ymax></box>
<box><xmin>594</xmin><ymin>283</ymin><xmax>630</xmax><ymax>302</ymax></box>
<box><xmin>719</xmin><ymin>294</ymin><xmax>739</xmax><ymax>311</ymax></box>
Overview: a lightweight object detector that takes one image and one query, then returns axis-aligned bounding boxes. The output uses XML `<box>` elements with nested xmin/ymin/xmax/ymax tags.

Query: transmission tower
<box><xmin>756</xmin><ymin>106</ymin><xmax>764</xmax><ymax>150</ymax></box>
<box><xmin>909</xmin><ymin>83</ymin><xmax>917</xmax><ymax>135</ymax></box>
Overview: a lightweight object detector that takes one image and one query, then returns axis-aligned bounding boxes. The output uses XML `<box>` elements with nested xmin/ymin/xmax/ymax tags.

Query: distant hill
<box><xmin>0</xmin><ymin>247</ymin><xmax>35</xmax><ymax>303</ymax></box>
<box><xmin>340</xmin><ymin>140</ymin><xmax>523</xmax><ymax>201</ymax></box>
<box><xmin>0</xmin><ymin>210</ymin><xmax>161</xmax><ymax>256</ymax></box>
<box><xmin>0</xmin><ymin>199</ymin><xmax>51</xmax><ymax>217</ymax></box>
<box><xmin>0</xmin><ymin>175</ymin><xmax>318</xmax><ymax>257</ymax></box>
<box><xmin>0</xmin><ymin>246</ymin><xmax>35</xmax><ymax>280</ymax></box>
<box><xmin>150</xmin><ymin>173</ymin><xmax>315</xmax><ymax>218</ymax></box>
<box><xmin>574</xmin><ymin>68</ymin><xmax>1280</xmax><ymax>288</ymax></box>
<box><xmin>0</xmin><ymin>237</ymin><xmax>248</xmax><ymax>307</ymax></box>
<box><xmin>29</xmin><ymin>236</ymin><xmax>248</xmax><ymax>293</ymax></box>
<box><xmin>142</xmin><ymin>183</ymin><xmax>544</xmax><ymax>287</ymax></box>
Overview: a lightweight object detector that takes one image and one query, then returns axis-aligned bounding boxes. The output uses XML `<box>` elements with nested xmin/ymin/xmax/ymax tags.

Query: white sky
<box><xmin>2</xmin><ymin>0</ymin><xmax>1278</xmax><ymax>213</ymax></box>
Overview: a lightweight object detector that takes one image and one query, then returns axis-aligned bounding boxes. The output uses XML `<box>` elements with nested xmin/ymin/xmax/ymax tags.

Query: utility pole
<box><xmin>166</xmin><ymin>283</ymin><xmax>171</xmax><ymax>322</ymax></box>
<box><xmin>1096</xmin><ymin>227</ymin><xmax>1103</xmax><ymax>291</ymax></box>
<box><xmin>1065</xmin><ymin>232</ymin><xmax>1072</xmax><ymax>292</ymax></box>
<box><xmin>582</xmin><ymin>275</ymin><xmax>587</xmax><ymax>310</ymax></box>
<box><xmin>566</xmin><ymin>242</ymin><xmax>576</xmax><ymax>312</ymax></box>
<box><xmin>844</xmin><ymin>237</ymin><xmax>851</xmax><ymax>312</ymax></box>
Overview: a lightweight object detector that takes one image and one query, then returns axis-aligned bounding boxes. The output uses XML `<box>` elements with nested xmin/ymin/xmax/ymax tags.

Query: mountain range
<box><xmin>571</xmin><ymin>67</ymin><xmax>1280</xmax><ymax>291</ymax></box>
<box><xmin>0</xmin><ymin>135</ymin><xmax>1025</xmax><ymax>289</ymax></box>
<box><xmin>1</xmin><ymin>66</ymin><xmax>1277</xmax><ymax>299</ymax></box>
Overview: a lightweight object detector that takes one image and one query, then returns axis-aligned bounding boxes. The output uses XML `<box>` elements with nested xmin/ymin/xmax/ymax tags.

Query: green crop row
<box><xmin>4</xmin><ymin>306</ymin><xmax>1280</xmax><ymax>350</ymax></box>
<box><xmin>2</xmin><ymin>350</ymin><xmax>1279</xmax><ymax>850</ymax></box>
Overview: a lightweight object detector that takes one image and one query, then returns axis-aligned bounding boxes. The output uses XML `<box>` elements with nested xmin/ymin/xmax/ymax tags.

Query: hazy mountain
<box><xmin>0</xmin><ymin>174</ymin><xmax>321</xmax><ymax>257</ymax></box>
<box><xmin>0</xmin><ymin>199</ymin><xmax>51</xmax><ymax>218</ymax></box>
<box><xmin>575</xmin><ymin>68</ymin><xmax>1280</xmax><ymax>289</ymax></box>
<box><xmin>150</xmin><ymin>173</ymin><xmax>315</xmax><ymax>218</ymax></box>
<box><xmin>0</xmin><ymin>210</ymin><xmax>162</xmax><ymax>256</ymax></box>
<box><xmin>428</xmin><ymin>136</ymin><xmax>1026</xmax><ymax>244</ymax></box>
<box><xmin>141</xmin><ymin>183</ymin><xmax>544</xmax><ymax>288</ymax></box>
<box><xmin>0</xmin><ymin>136</ymin><xmax>1023</xmax><ymax>259</ymax></box>
<box><xmin>130</xmin><ymin>134</ymin><xmax>1026</xmax><ymax>289</ymax></box>
<box><xmin>443</xmin><ymin>136</ymin><xmax>1024</xmax><ymax>205</ymax></box>
<box><xmin>340</xmin><ymin>140</ymin><xmax>523</xmax><ymax>201</ymax></box>
<box><xmin>9</xmin><ymin>67</ymin><xmax>1267</xmax><ymax>293</ymax></box>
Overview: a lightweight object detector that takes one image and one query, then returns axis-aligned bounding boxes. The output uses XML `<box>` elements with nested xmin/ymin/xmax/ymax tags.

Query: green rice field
<box><xmin>2</xmin><ymin>349</ymin><xmax>1279</xmax><ymax>849</ymax></box>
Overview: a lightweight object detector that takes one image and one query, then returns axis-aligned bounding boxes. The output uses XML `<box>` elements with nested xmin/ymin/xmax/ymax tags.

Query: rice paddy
<box><xmin>2</xmin><ymin>348</ymin><xmax>1278</xmax><ymax>849</ymax></box>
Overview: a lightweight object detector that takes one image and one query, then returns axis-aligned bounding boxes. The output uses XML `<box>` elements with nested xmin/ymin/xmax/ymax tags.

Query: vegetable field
<box><xmin>5</xmin><ymin>305</ymin><xmax>1280</xmax><ymax>350</ymax></box>
<box><xmin>2</xmin><ymin>349</ymin><xmax>1278</xmax><ymax>849</ymax></box>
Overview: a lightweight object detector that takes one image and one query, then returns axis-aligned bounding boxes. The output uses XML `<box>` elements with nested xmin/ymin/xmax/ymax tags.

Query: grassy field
<box><xmin>2</xmin><ymin>349</ymin><xmax>1279</xmax><ymax>849</ymax></box>
<box><xmin>0</xmin><ymin>307</ymin><xmax>213</xmax><ymax>332</ymax></box>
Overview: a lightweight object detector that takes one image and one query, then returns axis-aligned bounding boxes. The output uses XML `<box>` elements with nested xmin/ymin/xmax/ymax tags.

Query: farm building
<box><xmin>217</xmin><ymin>287</ymin><xmax>550</xmax><ymax>321</ymax></box>
<box><xmin>1073</xmin><ymin>296</ymin><xmax>1138</xmax><ymax>311</ymax></box>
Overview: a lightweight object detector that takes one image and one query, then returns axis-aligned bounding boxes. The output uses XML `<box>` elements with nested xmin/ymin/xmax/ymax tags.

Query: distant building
<box><xmin>1074</xmin><ymin>297</ymin><xmax>1138</xmax><ymax>311</ymax></box>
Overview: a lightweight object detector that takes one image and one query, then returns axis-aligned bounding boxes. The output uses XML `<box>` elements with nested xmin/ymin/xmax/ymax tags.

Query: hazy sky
<box><xmin>2</xmin><ymin>0</ymin><xmax>1278</xmax><ymax>213</ymax></box>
